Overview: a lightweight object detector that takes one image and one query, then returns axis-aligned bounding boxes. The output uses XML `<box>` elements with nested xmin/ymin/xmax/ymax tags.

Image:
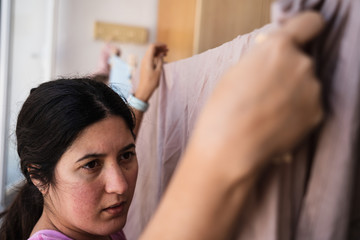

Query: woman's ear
<box><xmin>27</xmin><ymin>165</ymin><xmax>48</xmax><ymax>195</ymax></box>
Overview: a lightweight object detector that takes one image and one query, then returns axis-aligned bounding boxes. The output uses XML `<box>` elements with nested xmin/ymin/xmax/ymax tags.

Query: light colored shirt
<box><xmin>28</xmin><ymin>229</ymin><xmax>126</xmax><ymax>240</ymax></box>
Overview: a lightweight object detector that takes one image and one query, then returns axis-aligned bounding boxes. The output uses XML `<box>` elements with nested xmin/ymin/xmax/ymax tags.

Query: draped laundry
<box><xmin>124</xmin><ymin>24</ymin><xmax>274</xmax><ymax>240</ymax></box>
<box><xmin>124</xmin><ymin>1</ymin><xmax>360</xmax><ymax>239</ymax></box>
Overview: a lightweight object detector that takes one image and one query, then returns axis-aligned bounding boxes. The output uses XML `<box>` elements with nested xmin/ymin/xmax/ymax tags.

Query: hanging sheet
<box><xmin>124</xmin><ymin>24</ymin><xmax>273</xmax><ymax>240</ymax></box>
<box><xmin>124</xmin><ymin>0</ymin><xmax>360</xmax><ymax>239</ymax></box>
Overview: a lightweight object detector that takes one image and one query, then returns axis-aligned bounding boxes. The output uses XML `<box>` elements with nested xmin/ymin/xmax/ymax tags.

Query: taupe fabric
<box><xmin>273</xmin><ymin>1</ymin><xmax>360</xmax><ymax>239</ymax></box>
<box><xmin>124</xmin><ymin>24</ymin><xmax>274</xmax><ymax>240</ymax></box>
<box><xmin>124</xmin><ymin>1</ymin><xmax>360</xmax><ymax>239</ymax></box>
<box><xmin>236</xmin><ymin>1</ymin><xmax>360</xmax><ymax>239</ymax></box>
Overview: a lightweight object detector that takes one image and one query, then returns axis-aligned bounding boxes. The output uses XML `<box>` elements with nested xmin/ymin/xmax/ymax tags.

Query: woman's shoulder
<box><xmin>28</xmin><ymin>230</ymin><xmax>72</xmax><ymax>240</ymax></box>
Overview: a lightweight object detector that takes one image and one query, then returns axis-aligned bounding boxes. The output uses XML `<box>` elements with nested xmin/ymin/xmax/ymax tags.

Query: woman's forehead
<box><xmin>59</xmin><ymin>116</ymin><xmax>135</xmax><ymax>163</ymax></box>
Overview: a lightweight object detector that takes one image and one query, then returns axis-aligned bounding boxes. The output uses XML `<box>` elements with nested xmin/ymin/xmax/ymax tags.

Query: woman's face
<box><xmin>44</xmin><ymin>116</ymin><xmax>138</xmax><ymax>238</ymax></box>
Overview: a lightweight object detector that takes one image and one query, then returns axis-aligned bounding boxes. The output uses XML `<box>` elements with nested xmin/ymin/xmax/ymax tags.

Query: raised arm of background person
<box><xmin>132</xmin><ymin>43</ymin><xmax>168</xmax><ymax>137</ymax></box>
<box><xmin>139</xmin><ymin>11</ymin><xmax>324</xmax><ymax>240</ymax></box>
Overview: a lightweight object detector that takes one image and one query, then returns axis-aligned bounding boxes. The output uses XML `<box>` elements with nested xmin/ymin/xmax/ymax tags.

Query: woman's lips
<box><xmin>103</xmin><ymin>202</ymin><xmax>126</xmax><ymax>215</ymax></box>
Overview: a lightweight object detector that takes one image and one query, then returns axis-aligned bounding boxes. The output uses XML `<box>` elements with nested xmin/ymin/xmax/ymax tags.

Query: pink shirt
<box><xmin>28</xmin><ymin>229</ymin><xmax>126</xmax><ymax>240</ymax></box>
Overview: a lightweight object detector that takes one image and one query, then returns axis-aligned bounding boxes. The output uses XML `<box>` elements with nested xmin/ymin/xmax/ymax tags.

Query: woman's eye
<box><xmin>83</xmin><ymin>160</ymin><xmax>100</xmax><ymax>169</ymax></box>
<box><xmin>120</xmin><ymin>151</ymin><xmax>135</xmax><ymax>161</ymax></box>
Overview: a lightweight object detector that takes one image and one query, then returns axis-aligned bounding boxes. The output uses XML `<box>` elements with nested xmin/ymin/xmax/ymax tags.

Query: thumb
<box><xmin>281</xmin><ymin>11</ymin><xmax>325</xmax><ymax>46</ymax></box>
<box><xmin>155</xmin><ymin>56</ymin><xmax>163</xmax><ymax>72</ymax></box>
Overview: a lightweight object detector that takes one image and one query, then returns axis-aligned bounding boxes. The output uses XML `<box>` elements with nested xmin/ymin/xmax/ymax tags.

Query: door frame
<box><xmin>0</xmin><ymin>0</ymin><xmax>12</xmax><ymax>211</ymax></box>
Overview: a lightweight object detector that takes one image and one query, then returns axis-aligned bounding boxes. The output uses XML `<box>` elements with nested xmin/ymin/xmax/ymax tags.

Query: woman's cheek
<box><xmin>69</xmin><ymin>183</ymin><xmax>102</xmax><ymax>216</ymax></box>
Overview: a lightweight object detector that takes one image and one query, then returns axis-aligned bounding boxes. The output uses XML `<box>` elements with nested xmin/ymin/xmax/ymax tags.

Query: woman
<box><xmin>0</xmin><ymin>42</ymin><xmax>167</xmax><ymax>240</ymax></box>
<box><xmin>0</xmin><ymin>11</ymin><xmax>323</xmax><ymax>240</ymax></box>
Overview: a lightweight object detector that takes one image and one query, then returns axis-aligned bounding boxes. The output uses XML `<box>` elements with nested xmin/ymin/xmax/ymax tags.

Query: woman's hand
<box><xmin>187</xmin><ymin>11</ymin><xmax>325</xmax><ymax>179</ymax></box>
<box><xmin>135</xmin><ymin>43</ymin><xmax>168</xmax><ymax>102</ymax></box>
<box><xmin>132</xmin><ymin>43</ymin><xmax>168</xmax><ymax>136</ymax></box>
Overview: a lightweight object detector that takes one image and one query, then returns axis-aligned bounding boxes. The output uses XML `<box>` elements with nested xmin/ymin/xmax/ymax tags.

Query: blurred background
<box><xmin>0</xmin><ymin>0</ymin><xmax>272</xmax><ymax>209</ymax></box>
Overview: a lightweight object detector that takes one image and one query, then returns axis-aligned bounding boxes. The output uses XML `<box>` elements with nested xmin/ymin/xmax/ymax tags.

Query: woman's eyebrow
<box><xmin>120</xmin><ymin>143</ymin><xmax>136</xmax><ymax>152</ymax></box>
<box><xmin>76</xmin><ymin>143</ymin><xmax>135</xmax><ymax>162</ymax></box>
<box><xmin>76</xmin><ymin>153</ymin><xmax>106</xmax><ymax>163</ymax></box>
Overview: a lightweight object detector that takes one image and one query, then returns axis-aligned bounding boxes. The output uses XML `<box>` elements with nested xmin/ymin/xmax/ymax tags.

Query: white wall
<box><xmin>55</xmin><ymin>0</ymin><xmax>159</xmax><ymax>77</ymax></box>
<box><xmin>5</xmin><ymin>0</ymin><xmax>53</xmax><ymax>190</ymax></box>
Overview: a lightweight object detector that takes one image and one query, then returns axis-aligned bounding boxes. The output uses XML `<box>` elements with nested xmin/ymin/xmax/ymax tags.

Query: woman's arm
<box><xmin>140</xmin><ymin>11</ymin><xmax>324</xmax><ymax>240</ymax></box>
<box><xmin>131</xmin><ymin>43</ymin><xmax>168</xmax><ymax>136</ymax></box>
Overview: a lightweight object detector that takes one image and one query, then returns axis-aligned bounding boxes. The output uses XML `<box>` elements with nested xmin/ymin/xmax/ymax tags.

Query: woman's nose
<box><xmin>104</xmin><ymin>163</ymin><xmax>128</xmax><ymax>194</ymax></box>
